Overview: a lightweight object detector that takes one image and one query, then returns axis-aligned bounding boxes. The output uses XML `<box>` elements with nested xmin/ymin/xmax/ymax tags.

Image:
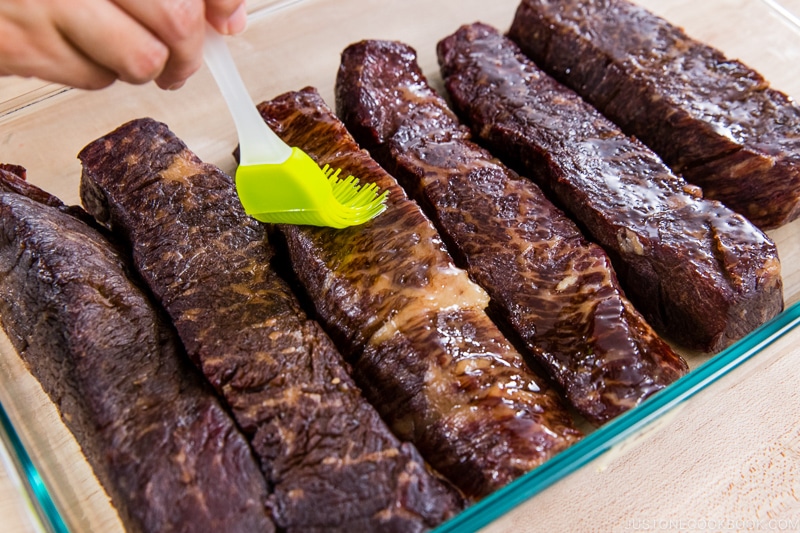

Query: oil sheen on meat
<box><xmin>334</xmin><ymin>39</ymin><xmax>688</xmax><ymax>426</ymax></box>
<box><xmin>256</xmin><ymin>87</ymin><xmax>582</xmax><ymax>499</ymax></box>
<box><xmin>78</xmin><ymin>118</ymin><xmax>463</xmax><ymax>533</ymax></box>
<box><xmin>509</xmin><ymin>0</ymin><xmax>800</xmax><ymax>230</ymax></box>
<box><xmin>438</xmin><ymin>23</ymin><xmax>783</xmax><ymax>353</ymax></box>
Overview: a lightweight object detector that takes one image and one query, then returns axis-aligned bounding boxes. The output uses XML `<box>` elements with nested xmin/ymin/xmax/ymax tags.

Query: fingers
<box><xmin>108</xmin><ymin>0</ymin><xmax>249</xmax><ymax>90</ymax></box>
<box><xmin>0</xmin><ymin>0</ymin><xmax>249</xmax><ymax>91</ymax></box>
<box><xmin>55</xmin><ymin>1</ymin><xmax>171</xmax><ymax>86</ymax></box>
<box><xmin>111</xmin><ymin>0</ymin><xmax>206</xmax><ymax>89</ymax></box>
<box><xmin>1</xmin><ymin>42</ymin><xmax>118</xmax><ymax>91</ymax></box>
<box><xmin>0</xmin><ymin>2</ymin><xmax>121</xmax><ymax>90</ymax></box>
<box><xmin>205</xmin><ymin>0</ymin><xmax>248</xmax><ymax>35</ymax></box>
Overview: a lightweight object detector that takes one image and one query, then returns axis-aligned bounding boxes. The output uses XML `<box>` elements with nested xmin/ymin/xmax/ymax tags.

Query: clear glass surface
<box><xmin>1</xmin><ymin>0</ymin><xmax>799</xmax><ymax>531</ymax></box>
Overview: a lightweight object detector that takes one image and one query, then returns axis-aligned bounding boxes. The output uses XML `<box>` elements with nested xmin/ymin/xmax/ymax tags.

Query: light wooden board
<box><xmin>1</xmin><ymin>0</ymin><xmax>799</xmax><ymax>531</ymax></box>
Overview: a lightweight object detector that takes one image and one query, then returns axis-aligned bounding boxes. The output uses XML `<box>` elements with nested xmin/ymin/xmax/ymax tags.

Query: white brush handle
<box><xmin>203</xmin><ymin>26</ymin><xmax>293</xmax><ymax>165</ymax></box>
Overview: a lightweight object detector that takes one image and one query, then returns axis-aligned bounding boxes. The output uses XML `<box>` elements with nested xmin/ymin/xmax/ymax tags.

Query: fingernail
<box><xmin>224</xmin><ymin>4</ymin><xmax>248</xmax><ymax>35</ymax></box>
<box><xmin>167</xmin><ymin>80</ymin><xmax>186</xmax><ymax>91</ymax></box>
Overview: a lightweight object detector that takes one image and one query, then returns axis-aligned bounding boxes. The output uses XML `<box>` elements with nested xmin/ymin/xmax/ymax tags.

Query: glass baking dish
<box><xmin>1</xmin><ymin>0</ymin><xmax>799</xmax><ymax>531</ymax></box>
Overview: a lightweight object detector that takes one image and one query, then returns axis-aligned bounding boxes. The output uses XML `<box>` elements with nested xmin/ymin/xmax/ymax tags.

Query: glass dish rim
<box><xmin>1</xmin><ymin>0</ymin><xmax>799</xmax><ymax>531</ymax></box>
<box><xmin>0</xmin><ymin>399</ymin><xmax>68</xmax><ymax>533</ymax></box>
<box><xmin>433</xmin><ymin>300</ymin><xmax>800</xmax><ymax>532</ymax></box>
<box><xmin>3</xmin><ymin>304</ymin><xmax>797</xmax><ymax>533</ymax></box>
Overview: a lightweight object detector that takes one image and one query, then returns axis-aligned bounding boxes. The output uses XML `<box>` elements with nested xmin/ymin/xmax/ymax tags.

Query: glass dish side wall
<box><xmin>0</xmin><ymin>0</ymin><xmax>799</xmax><ymax>531</ymax></box>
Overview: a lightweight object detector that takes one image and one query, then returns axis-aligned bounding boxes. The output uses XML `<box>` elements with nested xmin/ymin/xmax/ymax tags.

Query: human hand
<box><xmin>0</xmin><ymin>0</ymin><xmax>247</xmax><ymax>90</ymax></box>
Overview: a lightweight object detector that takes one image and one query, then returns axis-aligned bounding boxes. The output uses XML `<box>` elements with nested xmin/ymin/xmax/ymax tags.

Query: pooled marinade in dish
<box><xmin>508</xmin><ymin>0</ymin><xmax>800</xmax><ymax>230</ymax></box>
<box><xmin>334</xmin><ymin>39</ymin><xmax>687</xmax><ymax>426</ymax></box>
<box><xmin>78</xmin><ymin>119</ymin><xmax>463</xmax><ymax>533</ymax></box>
<box><xmin>438</xmin><ymin>23</ymin><xmax>783</xmax><ymax>353</ymax></box>
<box><xmin>256</xmin><ymin>87</ymin><xmax>583</xmax><ymax>498</ymax></box>
<box><xmin>0</xmin><ymin>166</ymin><xmax>275</xmax><ymax>533</ymax></box>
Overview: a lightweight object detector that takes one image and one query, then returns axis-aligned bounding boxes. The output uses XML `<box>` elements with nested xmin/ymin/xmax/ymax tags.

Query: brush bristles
<box><xmin>322</xmin><ymin>164</ymin><xmax>388</xmax><ymax>213</ymax></box>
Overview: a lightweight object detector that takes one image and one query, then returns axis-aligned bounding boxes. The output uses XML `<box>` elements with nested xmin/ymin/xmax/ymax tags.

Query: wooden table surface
<box><xmin>1</xmin><ymin>0</ymin><xmax>800</xmax><ymax>531</ymax></box>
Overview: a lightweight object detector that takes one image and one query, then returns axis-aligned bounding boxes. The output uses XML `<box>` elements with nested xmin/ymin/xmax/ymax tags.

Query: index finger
<box><xmin>53</xmin><ymin>0</ymin><xmax>169</xmax><ymax>86</ymax></box>
<box><xmin>205</xmin><ymin>0</ymin><xmax>247</xmax><ymax>35</ymax></box>
<box><xmin>112</xmin><ymin>0</ymin><xmax>206</xmax><ymax>89</ymax></box>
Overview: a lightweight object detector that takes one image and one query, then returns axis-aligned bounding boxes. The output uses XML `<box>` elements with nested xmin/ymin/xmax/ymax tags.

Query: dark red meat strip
<box><xmin>508</xmin><ymin>0</ymin><xmax>800</xmax><ymax>230</ymax></box>
<box><xmin>334</xmin><ymin>39</ymin><xmax>687</xmax><ymax>426</ymax></box>
<box><xmin>78</xmin><ymin>119</ymin><xmax>462</xmax><ymax>532</ymax></box>
<box><xmin>438</xmin><ymin>23</ymin><xmax>783</xmax><ymax>353</ymax></box>
<box><xmin>0</xmin><ymin>166</ymin><xmax>275</xmax><ymax>533</ymax></box>
<box><xmin>256</xmin><ymin>87</ymin><xmax>582</xmax><ymax>498</ymax></box>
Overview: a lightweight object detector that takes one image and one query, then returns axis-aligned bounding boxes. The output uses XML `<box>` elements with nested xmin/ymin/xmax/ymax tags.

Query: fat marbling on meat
<box><xmin>509</xmin><ymin>0</ymin><xmax>800</xmax><ymax>230</ymax></box>
<box><xmin>438</xmin><ymin>23</ymin><xmax>783</xmax><ymax>353</ymax></box>
<box><xmin>0</xmin><ymin>166</ymin><xmax>275</xmax><ymax>533</ymax></box>
<box><xmin>257</xmin><ymin>87</ymin><xmax>582</xmax><ymax>498</ymax></box>
<box><xmin>334</xmin><ymin>39</ymin><xmax>687</xmax><ymax>426</ymax></box>
<box><xmin>78</xmin><ymin>118</ymin><xmax>463</xmax><ymax>532</ymax></box>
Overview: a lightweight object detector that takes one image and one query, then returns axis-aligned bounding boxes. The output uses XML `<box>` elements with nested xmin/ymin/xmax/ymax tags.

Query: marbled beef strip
<box><xmin>78</xmin><ymin>119</ymin><xmax>463</xmax><ymax>532</ymax></box>
<box><xmin>438</xmin><ymin>23</ymin><xmax>783</xmax><ymax>353</ymax></box>
<box><xmin>0</xmin><ymin>166</ymin><xmax>274</xmax><ymax>533</ymax></box>
<box><xmin>508</xmin><ymin>0</ymin><xmax>800</xmax><ymax>230</ymax></box>
<box><xmin>256</xmin><ymin>88</ymin><xmax>582</xmax><ymax>498</ymax></box>
<box><xmin>335</xmin><ymin>39</ymin><xmax>688</xmax><ymax>426</ymax></box>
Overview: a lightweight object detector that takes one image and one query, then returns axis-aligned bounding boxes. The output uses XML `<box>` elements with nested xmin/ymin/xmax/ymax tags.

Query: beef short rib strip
<box><xmin>335</xmin><ymin>39</ymin><xmax>688</xmax><ymax>426</ymax></box>
<box><xmin>0</xmin><ymin>164</ymin><xmax>56</xmax><ymax>206</ymax></box>
<box><xmin>78</xmin><ymin>118</ymin><xmax>462</xmax><ymax>532</ymax></box>
<box><xmin>438</xmin><ymin>23</ymin><xmax>783</xmax><ymax>353</ymax></box>
<box><xmin>0</xmin><ymin>166</ymin><xmax>274</xmax><ymax>533</ymax></box>
<box><xmin>508</xmin><ymin>0</ymin><xmax>800</xmax><ymax>230</ymax></box>
<box><xmin>257</xmin><ymin>87</ymin><xmax>582</xmax><ymax>498</ymax></box>
<box><xmin>0</xmin><ymin>164</ymin><xmax>100</xmax><ymax>227</ymax></box>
